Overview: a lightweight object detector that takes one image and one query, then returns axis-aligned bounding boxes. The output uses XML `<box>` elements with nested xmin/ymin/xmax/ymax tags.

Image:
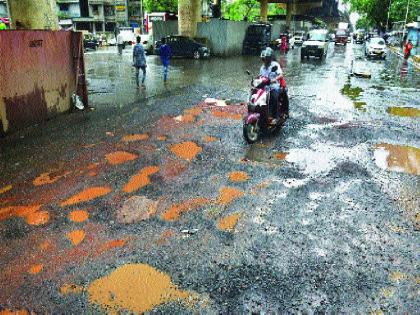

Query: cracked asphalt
<box><xmin>0</xmin><ymin>43</ymin><xmax>419</xmax><ymax>314</ymax></box>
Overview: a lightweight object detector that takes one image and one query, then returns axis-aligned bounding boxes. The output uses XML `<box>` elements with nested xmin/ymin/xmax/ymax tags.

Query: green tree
<box><xmin>355</xmin><ymin>15</ymin><xmax>372</xmax><ymax>29</ymax></box>
<box><xmin>144</xmin><ymin>0</ymin><xmax>178</xmax><ymax>13</ymax></box>
<box><xmin>345</xmin><ymin>0</ymin><xmax>419</xmax><ymax>30</ymax></box>
<box><xmin>223</xmin><ymin>0</ymin><xmax>260</xmax><ymax>21</ymax></box>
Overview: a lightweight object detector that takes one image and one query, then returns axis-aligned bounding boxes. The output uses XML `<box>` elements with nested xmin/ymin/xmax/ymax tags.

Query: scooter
<box><xmin>243</xmin><ymin>68</ymin><xmax>289</xmax><ymax>144</ymax></box>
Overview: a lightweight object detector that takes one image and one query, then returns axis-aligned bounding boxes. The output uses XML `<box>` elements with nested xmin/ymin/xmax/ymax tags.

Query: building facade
<box><xmin>55</xmin><ymin>0</ymin><xmax>128</xmax><ymax>32</ymax></box>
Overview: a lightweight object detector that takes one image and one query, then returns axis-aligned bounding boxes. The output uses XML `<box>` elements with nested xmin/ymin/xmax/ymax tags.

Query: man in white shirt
<box><xmin>117</xmin><ymin>33</ymin><xmax>124</xmax><ymax>55</ymax></box>
<box><xmin>259</xmin><ymin>47</ymin><xmax>283</xmax><ymax>123</ymax></box>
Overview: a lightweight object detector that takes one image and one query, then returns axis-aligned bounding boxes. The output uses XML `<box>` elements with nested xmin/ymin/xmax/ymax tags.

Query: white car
<box><xmin>293</xmin><ymin>31</ymin><xmax>305</xmax><ymax>45</ymax></box>
<box><xmin>301</xmin><ymin>29</ymin><xmax>329</xmax><ymax>60</ymax></box>
<box><xmin>365</xmin><ymin>37</ymin><xmax>386</xmax><ymax>59</ymax></box>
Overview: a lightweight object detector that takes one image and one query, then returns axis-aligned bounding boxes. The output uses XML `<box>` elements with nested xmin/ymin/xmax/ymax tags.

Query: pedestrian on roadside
<box><xmin>404</xmin><ymin>39</ymin><xmax>413</xmax><ymax>59</ymax></box>
<box><xmin>133</xmin><ymin>36</ymin><xmax>147</xmax><ymax>88</ymax></box>
<box><xmin>117</xmin><ymin>33</ymin><xmax>124</xmax><ymax>55</ymax></box>
<box><xmin>159</xmin><ymin>38</ymin><xmax>173</xmax><ymax>82</ymax></box>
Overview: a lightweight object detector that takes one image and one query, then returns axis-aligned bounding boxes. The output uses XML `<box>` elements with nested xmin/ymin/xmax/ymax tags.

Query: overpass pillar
<box><xmin>8</xmin><ymin>0</ymin><xmax>59</xmax><ymax>30</ymax></box>
<box><xmin>178</xmin><ymin>0</ymin><xmax>201</xmax><ymax>37</ymax></box>
<box><xmin>260</xmin><ymin>0</ymin><xmax>268</xmax><ymax>23</ymax></box>
<box><xmin>286</xmin><ymin>0</ymin><xmax>292</xmax><ymax>30</ymax></box>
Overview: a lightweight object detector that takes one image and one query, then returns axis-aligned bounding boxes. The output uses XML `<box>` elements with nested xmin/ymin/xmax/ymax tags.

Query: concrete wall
<box><xmin>0</xmin><ymin>31</ymin><xmax>86</xmax><ymax>134</ymax></box>
<box><xmin>198</xmin><ymin>19</ymin><xmax>229</xmax><ymax>55</ymax></box>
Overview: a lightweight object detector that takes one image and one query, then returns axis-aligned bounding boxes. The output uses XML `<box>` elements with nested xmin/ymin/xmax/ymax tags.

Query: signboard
<box><xmin>116</xmin><ymin>5</ymin><xmax>126</xmax><ymax>12</ymax></box>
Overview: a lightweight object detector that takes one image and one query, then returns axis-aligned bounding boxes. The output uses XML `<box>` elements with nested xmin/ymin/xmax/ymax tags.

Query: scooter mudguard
<box><xmin>244</xmin><ymin>113</ymin><xmax>260</xmax><ymax>124</ymax></box>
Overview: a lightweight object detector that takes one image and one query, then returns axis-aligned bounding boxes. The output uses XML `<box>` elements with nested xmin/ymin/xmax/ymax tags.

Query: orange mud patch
<box><xmin>157</xmin><ymin>135</ymin><xmax>167</xmax><ymax>141</ymax></box>
<box><xmin>161</xmin><ymin>159</ymin><xmax>188</xmax><ymax>179</ymax></box>
<box><xmin>228</xmin><ymin>171</ymin><xmax>249</xmax><ymax>182</ymax></box>
<box><xmin>274</xmin><ymin>152</ymin><xmax>288</xmax><ymax>160</ymax></box>
<box><xmin>28</xmin><ymin>264</ymin><xmax>43</xmax><ymax>275</ymax></box>
<box><xmin>218</xmin><ymin>187</ymin><xmax>244</xmax><ymax>206</ymax></box>
<box><xmin>33</xmin><ymin>170</ymin><xmax>70</xmax><ymax>186</ymax></box>
<box><xmin>25</xmin><ymin>210</ymin><xmax>49</xmax><ymax>225</ymax></box>
<box><xmin>169</xmin><ymin>141</ymin><xmax>202</xmax><ymax>161</ymax></box>
<box><xmin>39</xmin><ymin>240</ymin><xmax>51</xmax><ymax>251</ymax></box>
<box><xmin>184</xmin><ymin>107</ymin><xmax>203</xmax><ymax>116</ymax></box>
<box><xmin>218</xmin><ymin>213</ymin><xmax>241</xmax><ymax>231</ymax></box>
<box><xmin>66</xmin><ymin>230</ymin><xmax>86</xmax><ymax>246</ymax></box>
<box><xmin>374</xmin><ymin>144</ymin><xmax>420</xmax><ymax>175</ymax></box>
<box><xmin>87</xmin><ymin>163</ymin><xmax>99</xmax><ymax>170</ymax></box>
<box><xmin>161</xmin><ymin>197</ymin><xmax>210</xmax><ymax>221</ymax></box>
<box><xmin>87</xmin><ymin>263</ymin><xmax>193</xmax><ymax>314</ymax></box>
<box><xmin>156</xmin><ymin>229</ymin><xmax>175</xmax><ymax>245</ymax></box>
<box><xmin>211</xmin><ymin>109</ymin><xmax>242</xmax><ymax>120</ymax></box>
<box><xmin>105</xmin><ymin>151</ymin><xmax>138</xmax><ymax>165</ymax></box>
<box><xmin>0</xmin><ymin>205</ymin><xmax>42</xmax><ymax>222</ymax></box>
<box><xmin>96</xmin><ymin>239</ymin><xmax>126</xmax><ymax>256</ymax></box>
<box><xmin>0</xmin><ymin>309</ymin><xmax>32</xmax><ymax>315</ymax></box>
<box><xmin>203</xmin><ymin>135</ymin><xmax>218</xmax><ymax>143</ymax></box>
<box><xmin>123</xmin><ymin>166</ymin><xmax>160</xmax><ymax>193</ymax></box>
<box><xmin>387</xmin><ymin>107</ymin><xmax>420</xmax><ymax>118</ymax></box>
<box><xmin>61</xmin><ymin>186</ymin><xmax>112</xmax><ymax>207</ymax></box>
<box><xmin>177</xmin><ymin>114</ymin><xmax>196</xmax><ymax>123</ymax></box>
<box><xmin>122</xmin><ymin>133</ymin><xmax>149</xmax><ymax>142</ymax></box>
<box><xmin>60</xmin><ymin>283</ymin><xmax>84</xmax><ymax>295</ymax></box>
<box><xmin>68</xmin><ymin>210</ymin><xmax>89</xmax><ymax>223</ymax></box>
<box><xmin>88</xmin><ymin>171</ymin><xmax>98</xmax><ymax>177</ymax></box>
<box><xmin>0</xmin><ymin>185</ymin><xmax>12</xmax><ymax>195</ymax></box>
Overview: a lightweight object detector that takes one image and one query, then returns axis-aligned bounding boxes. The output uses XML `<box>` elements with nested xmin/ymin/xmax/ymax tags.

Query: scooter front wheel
<box><xmin>243</xmin><ymin>123</ymin><xmax>260</xmax><ymax>144</ymax></box>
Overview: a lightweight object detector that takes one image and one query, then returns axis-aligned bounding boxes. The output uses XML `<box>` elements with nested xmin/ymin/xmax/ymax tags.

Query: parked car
<box><xmin>301</xmin><ymin>29</ymin><xmax>329</xmax><ymax>60</ymax></box>
<box><xmin>243</xmin><ymin>24</ymin><xmax>272</xmax><ymax>55</ymax></box>
<box><xmin>155</xmin><ymin>36</ymin><xmax>210</xmax><ymax>59</ymax></box>
<box><xmin>365</xmin><ymin>37</ymin><xmax>386</xmax><ymax>59</ymax></box>
<box><xmin>293</xmin><ymin>31</ymin><xmax>306</xmax><ymax>45</ymax></box>
<box><xmin>335</xmin><ymin>29</ymin><xmax>348</xmax><ymax>45</ymax></box>
<box><xmin>83</xmin><ymin>34</ymin><xmax>99</xmax><ymax>50</ymax></box>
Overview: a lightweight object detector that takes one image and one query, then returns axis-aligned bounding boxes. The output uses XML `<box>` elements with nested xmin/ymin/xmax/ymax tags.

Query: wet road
<box><xmin>0</xmin><ymin>43</ymin><xmax>419</xmax><ymax>314</ymax></box>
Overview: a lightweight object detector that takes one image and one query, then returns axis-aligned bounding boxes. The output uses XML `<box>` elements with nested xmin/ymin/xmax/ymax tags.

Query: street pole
<box><xmin>401</xmin><ymin>0</ymin><xmax>410</xmax><ymax>52</ymax></box>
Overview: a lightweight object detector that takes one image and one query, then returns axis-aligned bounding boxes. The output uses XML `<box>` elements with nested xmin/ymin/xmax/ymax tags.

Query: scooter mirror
<box><xmin>246</xmin><ymin>70</ymin><xmax>252</xmax><ymax>76</ymax></box>
<box><xmin>271</xmin><ymin>66</ymin><xmax>278</xmax><ymax>72</ymax></box>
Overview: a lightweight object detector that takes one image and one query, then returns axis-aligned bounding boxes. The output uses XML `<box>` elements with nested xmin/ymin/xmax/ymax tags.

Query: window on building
<box><xmin>92</xmin><ymin>5</ymin><xmax>99</xmax><ymax>15</ymax></box>
<box><xmin>59</xmin><ymin>4</ymin><xmax>69</xmax><ymax>11</ymax></box>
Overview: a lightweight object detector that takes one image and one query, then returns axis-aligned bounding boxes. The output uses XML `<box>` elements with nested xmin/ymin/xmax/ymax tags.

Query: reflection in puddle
<box><xmin>374</xmin><ymin>143</ymin><xmax>420</xmax><ymax>175</ymax></box>
<box><xmin>354</xmin><ymin>101</ymin><xmax>367</xmax><ymax>112</ymax></box>
<box><xmin>340</xmin><ymin>81</ymin><xmax>364</xmax><ymax>100</ymax></box>
<box><xmin>387</xmin><ymin>107</ymin><xmax>420</xmax><ymax>118</ymax></box>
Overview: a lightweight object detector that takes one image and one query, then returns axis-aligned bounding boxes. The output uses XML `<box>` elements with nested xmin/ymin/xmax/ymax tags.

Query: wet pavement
<box><xmin>0</xmin><ymin>43</ymin><xmax>419</xmax><ymax>314</ymax></box>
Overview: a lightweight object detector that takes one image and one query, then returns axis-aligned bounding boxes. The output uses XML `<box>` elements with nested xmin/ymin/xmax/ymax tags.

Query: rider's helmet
<box><xmin>260</xmin><ymin>47</ymin><xmax>274</xmax><ymax>61</ymax></box>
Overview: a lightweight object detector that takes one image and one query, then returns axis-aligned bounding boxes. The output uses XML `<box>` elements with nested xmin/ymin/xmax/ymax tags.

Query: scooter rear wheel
<box><xmin>243</xmin><ymin>123</ymin><xmax>259</xmax><ymax>144</ymax></box>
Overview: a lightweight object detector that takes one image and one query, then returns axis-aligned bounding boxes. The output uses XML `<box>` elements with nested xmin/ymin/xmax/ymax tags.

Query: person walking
<box><xmin>159</xmin><ymin>38</ymin><xmax>173</xmax><ymax>82</ymax></box>
<box><xmin>404</xmin><ymin>39</ymin><xmax>413</xmax><ymax>59</ymax></box>
<box><xmin>133</xmin><ymin>36</ymin><xmax>147</xmax><ymax>88</ymax></box>
<box><xmin>117</xmin><ymin>33</ymin><xmax>124</xmax><ymax>55</ymax></box>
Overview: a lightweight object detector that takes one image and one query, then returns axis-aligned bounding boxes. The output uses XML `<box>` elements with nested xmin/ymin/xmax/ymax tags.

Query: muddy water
<box><xmin>87</xmin><ymin>263</ymin><xmax>192</xmax><ymax>314</ymax></box>
<box><xmin>374</xmin><ymin>143</ymin><xmax>420</xmax><ymax>175</ymax></box>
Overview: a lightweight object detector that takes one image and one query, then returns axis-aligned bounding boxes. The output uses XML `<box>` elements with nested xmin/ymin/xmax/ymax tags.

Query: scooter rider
<box><xmin>260</xmin><ymin>47</ymin><xmax>283</xmax><ymax>124</ymax></box>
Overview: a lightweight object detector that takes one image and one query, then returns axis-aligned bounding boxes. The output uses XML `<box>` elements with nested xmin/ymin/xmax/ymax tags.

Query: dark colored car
<box><xmin>83</xmin><ymin>34</ymin><xmax>99</xmax><ymax>50</ymax></box>
<box><xmin>335</xmin><ymin>30</ymin><xmax>348</xmax><ymax>45</ymax></box>
<box><xmin>243</xmin><ymin>24</ymin><xmax>272</xmax><ymax>55</ymax></box>
<box><xmin>154</xmin><ymin>36</ymin><xmax>210</xmax><ymax>59</ymax></box>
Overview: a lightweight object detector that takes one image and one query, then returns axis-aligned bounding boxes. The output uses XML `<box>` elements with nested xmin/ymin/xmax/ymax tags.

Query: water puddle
<box><xmin>121</xmin><ymin>133</ymin><xmax>149</xmax><ymax>142</ymax></box>
<box><xmin>374</xmin><ymin>143</ymin><xmax>420</xmax><ymax>175</ymax></box>
<box><xmin>123</xmin><ymin>166</ymin><xmax>159</xmax><ymax>193</ymax></box>
<box><xmin>217</xmin><ymin>213</ymin><xmax>241</xmax><ymax>231</ymax></box>
<box><xmin>228</xmin><ymin>171</ymin><xmax>249</xmax><ymax>182</ymax></box>
<box><xmin>353</xmin><ymin>101</ymin><xmax>367</xmax><ymax>112</ymax></box>
<box><xmin>87</xmin><ymin>263</ymin><xmax>193</xmax><ymax>314</ymax></box>
<box><xmin>387</xmin><ymin>107</ymin><xmax>420</xmax><ymax>118</ymax></box>
<box><xmin>169</xmin><ymin>141</ymin><xmax>202</xmax><ymax>161</ymax></box>
<box><xmin>218</xmin><ymin>187</ymin><xmax>244</xmax><ymax>206</ymax></box>
<box><xmin>66</xmin><ymin>230</ymin><xmax>85</xmax><ymax>246</ymax></box>
<box><xmin>61</xmin><ymin>186</ymin><xmax>112</xmax><ymax>207</ymax></box>
<box><xmin>340</xmin><ymin>82</ymin><xmax>364</xmax><ymax>100</ymax></box>
<box><xmin>105</xmin><ymin>151</ymin><xmax>138</xmax><ymax>165</ymax></box>
<box><xmin>161</xmin><ymin>197</ymin><xmax>210</xmax><ymax>221</ymax></box>
<box><xmin>68</xmin><ymin>210</ymin><xmax>89</xmax><ymax>223</ymax></box>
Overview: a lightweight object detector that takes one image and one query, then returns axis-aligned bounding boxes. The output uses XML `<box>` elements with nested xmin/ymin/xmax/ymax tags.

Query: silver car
<box><xmin>365</xmin><ymin>37</ymin><xmax>386</xmax><ymax>59</ymax></box>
